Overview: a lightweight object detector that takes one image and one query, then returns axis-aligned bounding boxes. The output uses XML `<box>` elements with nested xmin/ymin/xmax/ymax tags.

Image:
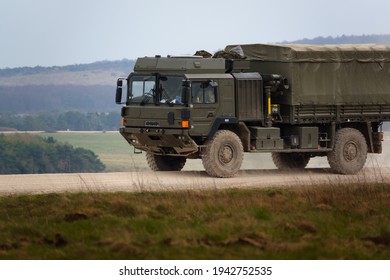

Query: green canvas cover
<box><xmin>225</xmin><ymin>44</ymin><xmax>390</xmax><ymax>63</ymax></box>
<box><xmin>225</xmin><ymin>44</ymin><xmax>390</xmax><ymax>105</ymax></box>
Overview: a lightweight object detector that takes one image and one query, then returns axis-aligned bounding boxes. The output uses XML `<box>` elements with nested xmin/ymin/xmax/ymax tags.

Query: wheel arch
<box><xmin>207</xmin><ymin>117</ymin><xmax>250</xmax><ymax>152</ymax></box>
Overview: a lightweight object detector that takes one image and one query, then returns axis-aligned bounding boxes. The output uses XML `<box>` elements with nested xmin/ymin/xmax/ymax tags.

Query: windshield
<box><xmin>127</xmin><ymin>75</ymin><xmax>184</xmax><ymax>105</ymax></box>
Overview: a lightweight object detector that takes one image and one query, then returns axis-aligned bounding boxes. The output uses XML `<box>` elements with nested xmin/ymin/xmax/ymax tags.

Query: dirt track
<box><xmin>1</xmin><ymin>167</ymin><xmax>389</xmax><ymax>196</ymax></box>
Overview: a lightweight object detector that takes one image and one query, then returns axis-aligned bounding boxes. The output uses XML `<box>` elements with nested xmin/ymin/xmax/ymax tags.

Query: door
<box><xmin>190</xmin><ymin>80</ymin><xmax>218</xmax><ymax>136</ymax></box>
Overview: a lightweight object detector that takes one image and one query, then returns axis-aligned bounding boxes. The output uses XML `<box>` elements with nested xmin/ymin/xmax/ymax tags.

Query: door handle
<box><xmin>207</xmin><ymin>112</ymin><xmax>215</xmax><ymax>118</ymax></box>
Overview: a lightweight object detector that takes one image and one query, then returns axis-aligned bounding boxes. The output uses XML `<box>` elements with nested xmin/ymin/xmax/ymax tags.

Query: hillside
<box><xmin>0</xmin><ymin>59</ymin><xmax>135</xmax><ymax>86</ymax></box>
<box><xmin>280</xmin><ymin>34</ymin><xmax>390</xmax><ymax>45</ymax></box>
<box><xmin>0</xmin><ymin>59</ymin><xmax>135</xmax><ymax>114</ymax></box>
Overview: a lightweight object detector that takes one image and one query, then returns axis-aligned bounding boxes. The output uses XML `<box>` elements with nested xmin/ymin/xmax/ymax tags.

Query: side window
<box><xmin>192</xmin><ymin>82</ymin><xmax>204</xmax><ymax>103</ymax></box>
<box><xmin>192</xmin><ymin>81</ymin><xmax>216</xmax><ymax>104</ymax></box>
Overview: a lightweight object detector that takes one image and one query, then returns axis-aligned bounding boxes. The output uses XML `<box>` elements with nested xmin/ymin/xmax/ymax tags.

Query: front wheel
<box><xmin>327</xmin><ymin>128</ymin><xmax>367</xmax><ymax>174</ymax></box>
<box><xmin>146</xmin><ymin>153</ymin><xmax>186</xmax><ymax>171</ymax></box>
<box><xmin>202</xmin><ymin>130</ymin><xmax>244</xmax><ymax>178</ymax></box>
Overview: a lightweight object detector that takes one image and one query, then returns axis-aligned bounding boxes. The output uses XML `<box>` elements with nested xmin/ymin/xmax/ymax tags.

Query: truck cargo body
<box><xmin>226</xmin><ymin>44</ymin><xmax>390</xmax><ymax>124</ymax></box>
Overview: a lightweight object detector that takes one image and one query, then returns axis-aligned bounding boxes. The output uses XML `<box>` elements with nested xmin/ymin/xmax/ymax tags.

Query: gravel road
<box><xmin>1</xmin><ymin>167</ymin><xmax>389</xmax><ymax>196</ymax></box>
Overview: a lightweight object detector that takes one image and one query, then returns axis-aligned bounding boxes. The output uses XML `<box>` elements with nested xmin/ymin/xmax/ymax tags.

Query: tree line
<box><xmin>0</xmin><ymin>111</ymin><xmax>121</xmax><ymax>131</ymax></box>
<box><xmin>0</xmin><ymin>134</ymin><xmax>105</xmax><ymax>174</ymax></box>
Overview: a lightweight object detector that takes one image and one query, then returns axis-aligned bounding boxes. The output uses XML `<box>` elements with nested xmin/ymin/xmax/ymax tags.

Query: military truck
<box><xmin>115</xmin><ymin>44</ymin><xmax>390</xmax><ymax>177</ymax></box>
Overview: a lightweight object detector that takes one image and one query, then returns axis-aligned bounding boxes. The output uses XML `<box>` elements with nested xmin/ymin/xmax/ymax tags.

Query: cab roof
<box><xmin>134</xmin><ymin>56</ymin><xmax>227</xmax><ymax>74</ymax></box>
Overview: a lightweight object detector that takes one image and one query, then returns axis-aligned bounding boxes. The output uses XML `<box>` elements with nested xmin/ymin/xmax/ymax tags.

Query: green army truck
<box><xmin>115</xmin><ymin>44</ymin><xmax>390</xmax><ymax>177</ymax></box>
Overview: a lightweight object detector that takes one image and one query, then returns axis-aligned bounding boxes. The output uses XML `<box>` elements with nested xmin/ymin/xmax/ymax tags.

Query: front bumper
<box><xmin>120</xmin><ymin>127</ymin><xmax>198</xmax><ymax>156</ymax></box>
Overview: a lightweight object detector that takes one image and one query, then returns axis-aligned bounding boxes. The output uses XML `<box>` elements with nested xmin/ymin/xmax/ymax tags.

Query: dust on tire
<box><xmin>327</xmin><ymin>128</ymin><xmax>367</xmax><ymax>174</ymax></box>
<box><xmin>202</xmin><ymin>130</ymin><xmax>244</xmax><ymax>178</ymax></box>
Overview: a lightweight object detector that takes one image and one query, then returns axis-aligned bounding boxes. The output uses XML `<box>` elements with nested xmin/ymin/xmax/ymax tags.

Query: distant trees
<box><xmin>0</xmin><ymin>134</ymin><xmax>105</xmax><ymax>174</ymax></box>
<box><xmin>0</xmin><ymin>111</ymin><xmax>121</xmax><ymax>131</ymax></box>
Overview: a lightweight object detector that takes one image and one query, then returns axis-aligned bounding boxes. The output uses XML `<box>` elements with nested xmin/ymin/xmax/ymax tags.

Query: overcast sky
<box><xmin>1</xmin><ymin>0</ymin><xmax>389</xmax><ymax>68</ymax></box>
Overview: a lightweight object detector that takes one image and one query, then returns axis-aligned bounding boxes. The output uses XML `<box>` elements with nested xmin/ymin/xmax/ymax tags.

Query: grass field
<box><xmin>0</xmin><ymin>184</ymin><xmax>389</xmax><ymax>259</ymax></box>
<box><xmin>40</xmin><ymin>132</ymin><xmax>150</xmax><ymax>172</ymax></box>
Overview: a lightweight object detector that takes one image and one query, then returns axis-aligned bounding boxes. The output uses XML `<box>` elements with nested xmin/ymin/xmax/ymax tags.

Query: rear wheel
<box><xmin>272</xmin><ymin>152</ymin><xmax>310</xmax><ymax>169</ymax></box>
<box><xmin>146</xmin><ymin>152</ymin><xmax>186</xmax><ymax>171</ymax></box>
<box><xmin>202</xmin><ymin>130</ymin><xmax>244</xmax><ymax>178</ymax></box>
<box><xmin>327</xmin><ymin>128</ymin><xmax>367</xmax><ymax>174</ymax></box>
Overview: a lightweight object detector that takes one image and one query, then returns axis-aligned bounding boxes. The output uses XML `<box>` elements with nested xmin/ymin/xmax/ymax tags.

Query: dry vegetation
<box><xmin>0</xmin><ymin>181</ymin><xmax>389</xmax><ymax>260</ymax></box>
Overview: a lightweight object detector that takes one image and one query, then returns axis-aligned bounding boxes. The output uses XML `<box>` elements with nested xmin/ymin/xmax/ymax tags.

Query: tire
<box><xmin>146</xmin><ymin>152</ymin><xmax>186</xmax><ymax>171</ymax></box>
<box><xmin>327</xmin><ymin>128</ymin><xmax>367</xmax><ymax>174</ymax></box>
<box><xmin>272</xmin><ymin>152</ymin><xmax>310</xmax><ymax>169</ymax></box>
<box><xmin>202</xmin><ymin>130</ymin><xmax>244</xmax><ymax>178</ymax></box>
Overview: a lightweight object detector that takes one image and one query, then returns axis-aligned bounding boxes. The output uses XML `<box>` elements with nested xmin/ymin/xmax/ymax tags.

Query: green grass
<box><xmin>1</xmin><ymin>184</ymin><xmax>390</xmax><ymax>259</ymax></box>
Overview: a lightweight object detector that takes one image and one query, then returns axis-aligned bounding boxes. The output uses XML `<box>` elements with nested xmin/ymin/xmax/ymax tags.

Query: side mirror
<box><xmin>115</xmin><ymin>87</ymin><xmax>123</xmax><ymax>104</ymax></box>
<box><xmin>115</xmin><ymin>79</ymin><xmax>124</xmax><ymax>104</ymax></box>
